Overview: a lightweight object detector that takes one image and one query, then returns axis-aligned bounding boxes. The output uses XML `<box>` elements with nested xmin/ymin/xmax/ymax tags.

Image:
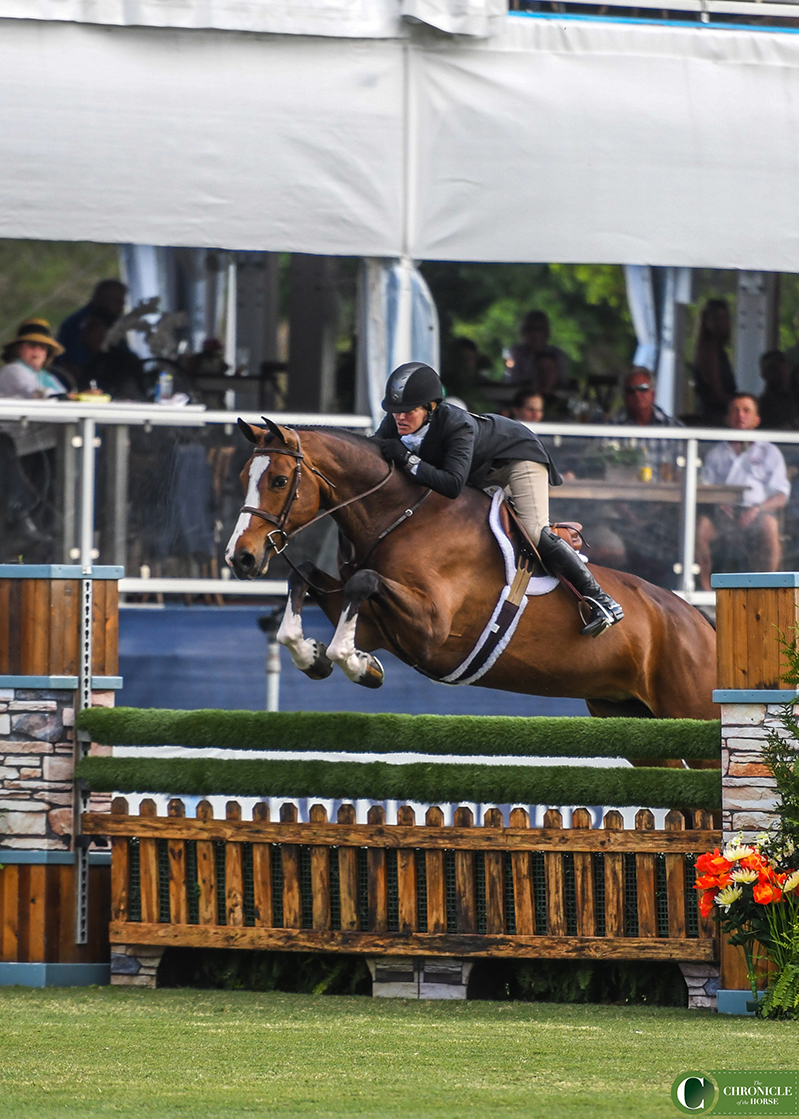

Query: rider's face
<box><xmin>394</xmin><ymin>406</ymin><xmax>428</xmax><ymax>435</ymax></box>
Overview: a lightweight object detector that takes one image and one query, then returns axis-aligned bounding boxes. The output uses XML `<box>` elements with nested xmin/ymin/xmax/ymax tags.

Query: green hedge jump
<box><xmin>76</xmin><ymin>756</ymin><xmax>720</xmax><ymax>810</ymax></box>
<box><xmin>76</xmin><ymin>708</ymin><xmax>720</xmax><ymax>760</ymax></box>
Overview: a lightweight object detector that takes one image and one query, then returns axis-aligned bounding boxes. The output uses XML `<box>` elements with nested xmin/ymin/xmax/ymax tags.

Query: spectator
<box><xmin>0</xmin><ymin>318</ymin><xmax>67</xmax><ymax>399</ymax></box>
<box><xmin>511</xmin><ymin>389</ymin><xmax>545</xmax><ymax>424</ymax></box>
<box><xmin>758</xmin><ymin>349</ymin><xmax>799</xmax><ymax>432</ymax></box>
<box><xmin>691</xmin><ymin>298</ymin><xmax>737</xmax><ymax>426</ymax></box>
<box><xmin>80</xmin><ymin>309</ymin><xmax>147</xmax><ymax>399</ymax></box>
<box><xmin>0</xmin><ymin>319</ymin><xmax>67</xmax><ymax>544</ymax></box>
<box><xmin>695</xmin><ymin>394</ymin><xmax>790</xmax><ymax>590</ymax></box>
<box><xmin>505</xmin><ymin>311</ymin><xmax>568</xmax><ymax>394</ymax></box>
<box><xmin>614</xmin><ymin>368</ymin><xmax>677</xmax><ymax>427</ymax></box>
<box><xmin>57</xmin><ymin>279</ymin><xmax>130</xmax><ymax>389</ymax></box>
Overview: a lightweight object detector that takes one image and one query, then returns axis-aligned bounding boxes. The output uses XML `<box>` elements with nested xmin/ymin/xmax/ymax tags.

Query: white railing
<box><xmin>0</xmin><ymin>400</ymin><xmax>795</xmax><ymax>606</ymax></box>
<box><xmin>513</xmin><ymin>1</ymin><xmax>798</xmax><ymax>23</ymax></box>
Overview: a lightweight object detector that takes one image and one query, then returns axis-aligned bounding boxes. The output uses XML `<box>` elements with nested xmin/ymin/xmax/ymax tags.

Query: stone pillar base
<box><xmin>679</xmin><ymin>962</ymin><xmax>721</xmax><ymax>1010</ymax></box>
<box><xmin>367</xmin><ymin>957</ymin><xmax>474</xmax><ymax>999</ymax></box>
<box><xmin>110</xmin><ymin>945</ymin><xmax>164</xmax><ymax>988</ymax></box>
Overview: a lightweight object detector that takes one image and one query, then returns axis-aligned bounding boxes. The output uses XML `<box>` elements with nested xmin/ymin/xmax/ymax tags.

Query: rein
<box><xmin>238</xmin><ymin>428</ymin><xmax>409</xmax><ymax>580</ymax></box>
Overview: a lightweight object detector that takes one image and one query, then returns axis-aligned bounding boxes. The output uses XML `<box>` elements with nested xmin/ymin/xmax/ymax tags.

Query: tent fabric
<box><xmin>0</xmin><ymin>0</ymin><xmax>406</xmax><ymax>38</ymax></box>
<box><xmin>0</xmin><ymin>0</ymin><xmax>504</xmax><ymax>38</ymax></box>
<box><xmin>0</xmin><ymin>14</ymin><xmax>795</xmax><ymax>269</ymax></box>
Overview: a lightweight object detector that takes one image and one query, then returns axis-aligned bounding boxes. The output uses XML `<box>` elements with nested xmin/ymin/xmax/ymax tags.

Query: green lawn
<box><xmin>0</xmin><ymin>988</ymin><xmax>796</xmax><ymax>1119</ymax></box>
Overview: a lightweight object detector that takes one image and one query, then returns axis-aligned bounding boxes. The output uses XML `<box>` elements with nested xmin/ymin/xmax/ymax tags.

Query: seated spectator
<box><xmin>614</xmin><ymin>368</ymin><xmax>678</xmax><ymax>427</ymax></box>
<box><xmin>505</xmin><ymin>311</ymin><xmax>568</xmax><ymax>394</ymax></box>
<box><xmin>0</xmin><ymin>319</ymin><xmax>67</xmax><ymax>546</ymax></box>
<box><xmin>758</xmin><ymin>349</ymin><xmax>799</xmax><ymax>432</ymax></box>
<box><xmin>691</xmin><ymin>298</ymin><xmax>737</xmax><ymax>427</ymax></box>
<box><xmin>511</xmin><ymin>389</ymin><xmax>545</xmax><ymax>424</ymax></box>
<box><xmin>0</xmin><ymin>319</ymin><xmax>67</xmax><ymax>399</ymax></box>
<box><xmin>57</xmin><ymin>278</ymin><xmax>133</xmax><ymax>390</ymax></box>
<box><xmin>695</xmin><ymin>394</ymin><xmax>790</xmax><ymax>590</ymax></box>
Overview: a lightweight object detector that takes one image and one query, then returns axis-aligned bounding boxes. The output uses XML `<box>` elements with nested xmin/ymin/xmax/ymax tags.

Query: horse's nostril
<box><xmin>234</xmin><ymin>550</ymin><xmax>256</xmax><ymax>578</ymax></box>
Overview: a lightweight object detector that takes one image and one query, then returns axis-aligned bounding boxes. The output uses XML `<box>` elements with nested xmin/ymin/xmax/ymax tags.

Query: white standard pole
<box><xmin>266</xmin><ymin>636</ymin><xmax>281</xmax><ymax>712</ymax></box>
<box><xmin>680</xmin><ymin>437</ymin><xmax>700</xmax><ymax>595</ymax></box>
<box><xmin>224</xmin><ymin>257</ymin><xmax>237</xmax><ymax>409</ymax></box>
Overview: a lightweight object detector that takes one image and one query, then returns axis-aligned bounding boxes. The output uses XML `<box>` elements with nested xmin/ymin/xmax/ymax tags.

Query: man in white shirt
<box><xmin>696</xmin><ymin>394</ymin><xmax>790</xmax><ymax>589</ymax></box>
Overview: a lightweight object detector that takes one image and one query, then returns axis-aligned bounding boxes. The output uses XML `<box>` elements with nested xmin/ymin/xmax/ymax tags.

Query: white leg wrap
<box><xmin>276</xmin><ymin>600</ymin><xmax>320</xmax><ymax>672</ymax></box>
<box><xmin>327</xmin><ymin>613</ymin><xmax>374</xmax><ymax>683</ymax></box>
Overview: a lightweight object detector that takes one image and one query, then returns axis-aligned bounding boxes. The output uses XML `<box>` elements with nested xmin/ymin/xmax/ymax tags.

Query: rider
<box><xmin>373</xmin><ymin>362</ymin><xmax>624</xmax><ymax>637</ymax></box>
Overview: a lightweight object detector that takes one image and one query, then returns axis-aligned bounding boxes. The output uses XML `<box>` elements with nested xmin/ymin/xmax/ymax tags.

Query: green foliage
<box><xmin>761</xmin><ymin>627</ymin><xmax>799</xmax><ymax>862</ymax></box>
<box><xmin>758</xmin><ymin>905</ymin><xmax>799</xmax><ymax>1020</ymax></box>
<box><xmin>512</xmin><ymin>959</ymin><xmax>687</xmax><ymax>1007</ymax></box>
<box><xmin>76</xmin><ymin>707</ymin><xmax>721</xmax><ymax>760</ymax></box>
<box><xmin>0</xmin><ymin>239</ymin><xmax>120</xmax><ymax>340</ymax></box>
<box><xmin>158</xmin><ymin>948</ymin><xmax>371</xmax><ymax>996</ymax></box>
<box><xmin>421</xmin><ymin>261</ymin><xmax>636</xmax><ymax>403</ymax></box>
<box><xmin>77</xmin><ymin>754</ymin><xmax>720</xmax><ymax>809</ymax></box>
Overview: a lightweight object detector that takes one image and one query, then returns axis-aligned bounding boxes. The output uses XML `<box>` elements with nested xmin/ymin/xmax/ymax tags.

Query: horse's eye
<box><xmin>272</xmin><ymin>476</ymin><xmax>288</xmax><ymax>489</ymax></box>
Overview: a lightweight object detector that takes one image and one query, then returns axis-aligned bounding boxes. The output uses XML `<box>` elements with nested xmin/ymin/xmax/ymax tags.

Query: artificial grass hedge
<box><xmin>76</xmin><ymin>708</ymin><xmax>720</xmax><ymax>760</ymax></box>
<box><xmin>76</xmin><ymin>756</ymin><xmax>720</xmax><ymax>809</ymax></box>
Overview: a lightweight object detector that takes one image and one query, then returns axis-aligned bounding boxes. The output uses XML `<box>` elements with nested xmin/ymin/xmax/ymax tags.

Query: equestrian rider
<box><xmin>373</xmin><ymin>362</ymin><xmax>624</xmax><ymax>637</ymax></box>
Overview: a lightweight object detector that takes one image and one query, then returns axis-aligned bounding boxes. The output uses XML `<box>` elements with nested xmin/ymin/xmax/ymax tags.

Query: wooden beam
<box><xmin>83</xmin><ymin>814</ymin><xmax>721</xmax><ymax>853</ymax></box>
<box><xmin>109</xmin><ymin>922</ymin><xmax>717</xmax><ymax>961</ymax></box>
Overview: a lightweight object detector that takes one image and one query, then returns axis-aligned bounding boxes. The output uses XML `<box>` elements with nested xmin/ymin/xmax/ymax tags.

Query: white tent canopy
<box><xmin>0</xmin><ymin>9</ymin><xmax>796</xmax><ymax>269</ymax></box>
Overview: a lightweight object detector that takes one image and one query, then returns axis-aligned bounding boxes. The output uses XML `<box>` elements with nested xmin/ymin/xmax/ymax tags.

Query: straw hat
<box><xmin>2</xmin><ymin>318</ymin><xmax>65</xmax><ymax>363</ymax></box>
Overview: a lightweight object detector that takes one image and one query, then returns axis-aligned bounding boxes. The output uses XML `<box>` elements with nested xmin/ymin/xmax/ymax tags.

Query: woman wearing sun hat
<box><xmin>0</xmin><ymin>320</ymin><xmax>70</xmax><ymax>547</ymax></box>
<box><xmin>0</xmin><ymin>318</ymin><xmax>69</xmax><ymax>398</ymax></box>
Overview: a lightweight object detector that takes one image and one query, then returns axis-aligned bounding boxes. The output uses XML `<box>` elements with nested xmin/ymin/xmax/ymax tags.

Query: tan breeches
<box><xmin>483</xmin><ymin>459</ymin><xmax>550</xmax><ymax>546</ymax></box>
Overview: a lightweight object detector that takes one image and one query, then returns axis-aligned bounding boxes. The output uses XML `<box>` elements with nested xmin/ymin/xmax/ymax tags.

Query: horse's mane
<box><xmin>295</xmin><ymin>426</ymin><xmax>382</xmax><ymax>455</ymax></box>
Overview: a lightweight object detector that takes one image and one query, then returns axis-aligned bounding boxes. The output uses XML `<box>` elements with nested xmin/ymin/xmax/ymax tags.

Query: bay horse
<box><xmin>226</xmin><ymin>420</ymin><xmax>719</xmax><ymax>725</ymax></box>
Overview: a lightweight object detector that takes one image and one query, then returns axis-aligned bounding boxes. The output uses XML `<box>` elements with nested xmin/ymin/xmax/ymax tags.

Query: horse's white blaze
<box><xmin>276</xmin><ymin>599</ymin><xmax>319</xmax><ymax>671</ymax></box>
<box><xmin>327</xmin><ymin>613</ymin><xmax>370</xmax><ymax>682</ymax></box>
<box><xmin>224</xmin><ymin>455</ymin><xmax>270</xmax><ymax>564</ymax></box>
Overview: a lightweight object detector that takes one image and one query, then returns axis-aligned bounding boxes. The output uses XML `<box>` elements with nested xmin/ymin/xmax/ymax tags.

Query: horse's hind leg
<box><xmin>327</xmin><ymin>570</ymin><xmax>385</xmax><ymax>689</ymax></box>
<box><xmin>277</xmin><ymin>562</ymin><xmax>339</xmax><ymax>680</ymax></box>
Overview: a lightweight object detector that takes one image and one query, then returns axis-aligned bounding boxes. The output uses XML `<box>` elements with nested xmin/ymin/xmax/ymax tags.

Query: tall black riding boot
<box><xmin>537</xmin><ymin>527</ymin><xmax>624</xmax><ymax>637</ymax></box>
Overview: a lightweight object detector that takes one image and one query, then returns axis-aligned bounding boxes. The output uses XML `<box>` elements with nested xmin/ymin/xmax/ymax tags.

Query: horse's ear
<box><xmin>237</xmin><ymin>418</ymin><xmax>260</xmax><ymax>444</ymax></box>
<box><xmin>261</xmin><ymin>417</ymin><xmax>284</xmax><ymax>444</ymax></box>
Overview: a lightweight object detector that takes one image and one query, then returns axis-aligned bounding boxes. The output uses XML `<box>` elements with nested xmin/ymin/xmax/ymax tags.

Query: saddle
<box><xmin>499</xmin><ymin>498</ymin><xmax>587</xmax><ymax>604</ymax></box>
<box><xmin>497</xmin><ymin>500</ymin><xmax>585</xmax><ymax>566</ymax></box>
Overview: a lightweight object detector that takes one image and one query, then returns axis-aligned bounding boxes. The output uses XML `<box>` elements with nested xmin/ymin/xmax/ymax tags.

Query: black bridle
<box><xmin>237</xmin><ymin>428</ymin><xmax>398</xmax><ymax>574</ymax></box>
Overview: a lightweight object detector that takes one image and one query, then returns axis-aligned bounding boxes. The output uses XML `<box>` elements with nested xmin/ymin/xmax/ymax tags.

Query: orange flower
<box><xmin>699</xmin><ymin>888</ymin><xmax>718</xmax><ymax>918</ymax></box>
<box><xmin>695</xmin><ymin>872</ymin><xmax>732</xmax><ymax>891</ymax></box>
<box><xmin>753</xmin><ymin>881</ymin><xmax>782</xmax><ymax>904</ymax></box>
<box><xmin>696</xmin><ymin>849</ymin><xmax>733</xmax><ymax>876</ymax></box>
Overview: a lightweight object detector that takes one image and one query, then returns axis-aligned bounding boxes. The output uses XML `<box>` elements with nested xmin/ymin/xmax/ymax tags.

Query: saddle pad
<box><xmin>487</xmin><ymin>490</ymin><xmax>559</xmax><ymax>595</ymax></box>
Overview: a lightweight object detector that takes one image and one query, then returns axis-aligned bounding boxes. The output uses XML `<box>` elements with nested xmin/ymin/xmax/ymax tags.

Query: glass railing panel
<box><xmin>695</xmin><ymin>435</ymin><xmax>798</xmax><ymax>590</ymax></box>
<box><xmin>546</xmin><ymin>431</ymin><xmax>687</xmax><ymax>590</ymax></box>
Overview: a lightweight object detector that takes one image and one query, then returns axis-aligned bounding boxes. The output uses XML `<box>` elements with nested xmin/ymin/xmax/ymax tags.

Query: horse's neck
<box><xmin>311</xmin><ymin>434</ymin><xmax>416</xmax><ymax>548</ymax></box>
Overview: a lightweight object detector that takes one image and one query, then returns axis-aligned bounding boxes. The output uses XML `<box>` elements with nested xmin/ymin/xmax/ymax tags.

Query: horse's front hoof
<box><xmin>302</xmin><ymin>642</ymin><xmax>334</xmax><ymax>680</ymax></box>
<box><xmin>355</xmin><ymin>654</ymin><xmax>384</xmax><ymax>689</ymax></box>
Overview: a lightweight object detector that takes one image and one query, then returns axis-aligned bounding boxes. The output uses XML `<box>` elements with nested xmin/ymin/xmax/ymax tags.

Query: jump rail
<box><xmin>84</xmin><ymin>798</ymin><xmax>720</xmax><ymax>963</ymax></box>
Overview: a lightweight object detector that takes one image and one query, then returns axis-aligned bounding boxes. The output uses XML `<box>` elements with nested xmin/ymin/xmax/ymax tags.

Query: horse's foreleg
<box><xmin>327</xmin><ymin>570</ymin><xmax>385</xmax><ymax>689</ymax></box>
<box><xmin>277</xmin><ymin>563</ymin><xmax>340</xmax><ymax>681</ymax></box>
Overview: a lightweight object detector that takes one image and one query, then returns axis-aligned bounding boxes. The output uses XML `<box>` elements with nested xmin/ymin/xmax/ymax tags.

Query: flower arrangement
<box><xmin>694</xmin><ymin>836</ymin><xmax>799</xmax><ymax>1017</ymax></box>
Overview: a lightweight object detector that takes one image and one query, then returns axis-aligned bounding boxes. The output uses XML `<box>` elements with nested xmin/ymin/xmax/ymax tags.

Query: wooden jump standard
<box><xmin>84</xmin><ymin>798</ymin><xmax>719</xmax><ymax>983</ymax></box>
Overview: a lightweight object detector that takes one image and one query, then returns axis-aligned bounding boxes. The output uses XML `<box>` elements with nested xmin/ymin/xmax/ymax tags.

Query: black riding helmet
<box><xmin>382</xmin><ymin>362</ymin><xmax>444</xmax><ymax>414</ymax></box>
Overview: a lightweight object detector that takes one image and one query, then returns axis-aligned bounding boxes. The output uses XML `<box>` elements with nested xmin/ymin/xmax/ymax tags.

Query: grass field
<box><xmin>0</xmin><ymin>987</ymin><xmax>797</xmax><ymax>1119</ymax></box>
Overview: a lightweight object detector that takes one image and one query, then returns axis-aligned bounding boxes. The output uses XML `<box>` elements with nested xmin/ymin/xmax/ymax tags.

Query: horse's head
<box><xmin>225</xmin><ymin>418</ymin><xmax>326</xmax><ymax>579</ymax></box>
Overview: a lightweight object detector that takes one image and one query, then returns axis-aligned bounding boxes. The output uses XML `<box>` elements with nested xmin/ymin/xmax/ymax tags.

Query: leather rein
<box><xmin>238</xmin><ymin>428</ymin><xmax>427</xmax><ymax>581</ymax></box>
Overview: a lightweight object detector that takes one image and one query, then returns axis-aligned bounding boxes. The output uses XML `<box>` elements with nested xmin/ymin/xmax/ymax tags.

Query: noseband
<box><xmin>238</xmin><ymin>428</ymin><xmax>394</xmax><ymax>567</ymax></box>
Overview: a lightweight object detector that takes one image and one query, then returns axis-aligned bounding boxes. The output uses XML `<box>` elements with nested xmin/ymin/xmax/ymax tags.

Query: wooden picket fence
<box><xmin>83</xmin><ymin>798</ymin><xmax>720</xmax><ymax>962</ymax></box>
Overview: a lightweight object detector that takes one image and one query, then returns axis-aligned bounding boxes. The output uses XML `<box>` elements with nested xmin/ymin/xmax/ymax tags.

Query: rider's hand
<box><xmin>379</xmin><ymin>439</ymin><xmax>410</xmax><ymax>467</ymax></box>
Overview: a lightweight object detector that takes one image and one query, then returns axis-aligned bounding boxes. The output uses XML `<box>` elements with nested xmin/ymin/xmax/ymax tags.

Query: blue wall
<box><xmin>119</xmin><ymin>605</ymin><xmax>587</xmax><ymax>717</ymax></box>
